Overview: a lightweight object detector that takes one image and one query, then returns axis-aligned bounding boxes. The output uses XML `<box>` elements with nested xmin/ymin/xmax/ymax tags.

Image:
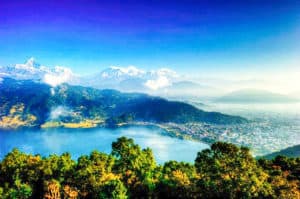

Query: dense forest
<box><xmin>0</xmin><ymin>137</ymin><xmax>299</xmax><ymax>199</ymax></box>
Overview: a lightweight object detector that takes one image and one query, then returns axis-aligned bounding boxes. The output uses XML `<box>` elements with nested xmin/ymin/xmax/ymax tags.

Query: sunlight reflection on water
<box><xmin>0</xmin><ymin>126</ymin><xmax>209</xmax><ymax>164</ymax></box>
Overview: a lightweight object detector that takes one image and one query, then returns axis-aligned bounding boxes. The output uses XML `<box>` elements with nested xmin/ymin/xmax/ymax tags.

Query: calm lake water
<box><xmin>0</xmin><ymin>126</ymin><xmax>209</xmax><ymax>164</ymax></box>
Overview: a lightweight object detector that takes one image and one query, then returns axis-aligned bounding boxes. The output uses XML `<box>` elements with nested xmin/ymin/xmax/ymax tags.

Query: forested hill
<box><xmin>0</xmin><ymin>78</ymin><xmax>247</xmax><ymax>130</ymax></box>
<box><xmin>262</xmin><ymin>144</ymin><xmax>300</xmax><ymax>159</ymax></box>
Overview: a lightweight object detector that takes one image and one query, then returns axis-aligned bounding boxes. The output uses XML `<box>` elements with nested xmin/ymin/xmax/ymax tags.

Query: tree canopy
<box><xmin>0</xmin><ymin>137</ymin><xmax>299</xmax><ymax>198</ymax></box>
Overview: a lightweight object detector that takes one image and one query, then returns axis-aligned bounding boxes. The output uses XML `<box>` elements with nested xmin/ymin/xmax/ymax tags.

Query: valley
<box><xmin>1</xmin><ymin>77</ymin><xmax>300</xmax><ymax>157</ymax></box>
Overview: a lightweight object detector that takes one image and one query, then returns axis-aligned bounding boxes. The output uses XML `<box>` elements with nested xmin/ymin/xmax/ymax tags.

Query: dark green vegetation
<box><xmin>0</xmin><ymin>137</ymin><xmax>299</xmax><ymax>199</ymax></box>
<box><xmin>0</xmin><ymin>78</ymin><xmax>246</xmax><ymax>130</ymax></box>
<box><xmin>262</xmin><ymin>144</ymin><xmax>300</xmax><ymax>159</ymax></box>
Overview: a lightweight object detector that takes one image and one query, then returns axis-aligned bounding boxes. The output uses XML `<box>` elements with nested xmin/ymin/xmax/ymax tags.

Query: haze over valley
<box><xmin>1</xmin><ymin>1</ymin><xmax>300</xmax><ymax>197</ymax></box>
<box><xmin>1</xmin><ymin>58</ymin><xmax>300</xmax><ymax>158</ymax></box>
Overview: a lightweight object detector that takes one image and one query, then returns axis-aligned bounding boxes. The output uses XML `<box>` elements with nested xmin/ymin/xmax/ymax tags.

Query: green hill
<box><xmin>262</xmin><ymin>145</ymin><xmax>300</xmax><ymax>159</ymax></box>
<box><xmin>0</xmin><ymin>78</ymin><xmax>247</xmax><ymax>130</ymax></box>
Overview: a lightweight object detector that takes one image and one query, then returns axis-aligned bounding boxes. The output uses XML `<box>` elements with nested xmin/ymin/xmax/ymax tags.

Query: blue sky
<box><xmin>0</xmin><ymin>0</ymin><xmax>299</xmax><ymax>75</ymax></box>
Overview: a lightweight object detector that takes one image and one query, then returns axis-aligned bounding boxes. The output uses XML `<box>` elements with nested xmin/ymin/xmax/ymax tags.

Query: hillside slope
<box><xmin>262</xmin><ymin>145</ymin><xmax>300</xmax><ymax>159</ymax></box>
<box><xmin>216</xmin><ymin>89</ymin><xmax>298</xmax><ymax>103</ymax></box>
<box><xmin>0</xmin><ymin>78</ymin><xmax>247</xmax><ymax>130</ymax></box>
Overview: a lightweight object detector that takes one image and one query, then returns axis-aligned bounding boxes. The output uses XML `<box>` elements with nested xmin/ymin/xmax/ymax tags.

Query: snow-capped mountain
<box><xmin>84</xmin><ymin>66</ymin><xmax>147</xmax><ymax>90</ymax></box>
<box><xmin>0</xmin><ymin>59</ymin><xmax>214</xmax><ymax>97</ymax></box>
<box><xmin>86</xmin><ymin>66</ymin><xmax>180</xmax><ymax>92</ymax></box>
<box><xmin>100</xmin><ymin>66</ymin><xmax>145</xmax><ymax>80</ymax></box>
<box><xmin>0</xmin><ymin>58</ymin><xmax>45</xmax><ymax>80</ymax></box>
<box><xmin>0</xmin><ymin>59</ymin><xmax>180</xmax><ymax>91</ymax></box>
<box><xmin>0</xmin><ymin>58</ymin><xmax>79</xmax><ymax>87</ymax></box>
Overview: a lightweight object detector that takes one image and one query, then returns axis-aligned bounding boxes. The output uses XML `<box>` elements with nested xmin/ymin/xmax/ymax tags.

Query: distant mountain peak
<box><xmin>0</xmin><ymin>58</ymin><xmax>78</xmax><ymax>87</ymax></box>
<box><xmin>1</xmin><ymin>59</ymin><xmax>215</xmax><ymax>97</ymax></box>
<box><xmin>217</xmin><ymin>88</ymin><xmax>299</xmax><ymax>103</ymax></box>
<box><xmin>15</xmin><ymin>57</ymin><xmax>40</xmax><ymax>70</ymax></box>
<box><xmin>110</xmin><ymin>66</ymin><xmax>145</xmax><ymax>76</ymax></box>
<box><xmin>25</xmin><ymin>57</ymin><xmax>38</xmax><ymax>67</ymax></box>
<box><xmin>99</xmin><ymin>66</ymin><xmax>145</xmax><ymax>81</ymax></box>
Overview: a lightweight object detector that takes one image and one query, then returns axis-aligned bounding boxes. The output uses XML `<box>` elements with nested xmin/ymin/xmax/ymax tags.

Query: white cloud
<box><xmin>144</xmin><ymin>76</ymin><xmax>172</xmax><ymax>90</ymax></box>
<box><xmin>144</xmin><ymin>68</ymin><xmax>178</xmax><ymax>90</ymax></box>
<box><xmin>101</xmin><ymin>72</ymin><xmax>109</xmax><ymax>78</ymax></box>
<box><xmin>150</xmin><ymin>68</ymin><xmax>178</xmax><ymax>78</ymax></box>
<box><xmin>43</xmin><ymin>66</ymin><xmax>74</xmax><ymax>87</ymax></box>
<box><xmin>50</xmin><ymin>88</ymin><xmax>55</xmax><ymax>96</ymax></box>
<box><xmin>49</xmin><ymin>106</ymin><xmax>71</xmax><ymax>120</ymax></box>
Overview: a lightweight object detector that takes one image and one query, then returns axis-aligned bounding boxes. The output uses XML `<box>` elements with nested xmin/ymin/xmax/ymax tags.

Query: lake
<box><xmin>0</xmin><ymin>125</ymin><xmax>209</xmax><ymax>164</ymax></box>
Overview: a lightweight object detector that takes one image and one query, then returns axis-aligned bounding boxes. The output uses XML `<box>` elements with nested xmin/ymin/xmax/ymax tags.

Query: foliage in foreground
<box><xmin>0</xmin><ymin>137</ymin><xmax>299</xmax><ymax>199</ymax></box>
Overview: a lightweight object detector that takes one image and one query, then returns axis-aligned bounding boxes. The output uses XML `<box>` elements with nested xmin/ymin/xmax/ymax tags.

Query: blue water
<box><xmin>0</xmin><ymin>126</ymin><xmax>209</xmax><ymax>164</ymax></box>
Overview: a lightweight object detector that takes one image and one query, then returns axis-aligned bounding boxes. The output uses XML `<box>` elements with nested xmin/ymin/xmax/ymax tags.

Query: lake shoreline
<box><xmin>0</xmin><ymin>121</ymin><xmax>211</xmax><ymax>145</ymax></box>
<box><xmin>0</xmin><ymin>125</ymin><xmax>210</xmax><ymax>163</ymax></box>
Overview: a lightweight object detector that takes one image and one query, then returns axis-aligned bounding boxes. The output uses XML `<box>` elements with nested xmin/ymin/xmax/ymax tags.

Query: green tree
<box><xmin>98</xmin><ymin>179</ymin><xmax>128</xmax><ymax>199</ymax></box>
<box><xmin>0</xmin><ymin>137</ymin><xmax>299</xmax><ymax>198</ymax></box>
<box><xmin>0</xmin><ymin>149</ymin><xmax>30</xmax><ymax>185</ymax></box>
<box><xmin>4</xmin><ymin>179</ymin><xmax>32</xmax><ymax>199</ymax></box>
<box><xmin>72</xmin><ymin>150</ymin><xmax>116</xmax><ymax>198</ymax></box>
<box><xmin>111</xmin><ymin>137</ymin><xmax>157</xmax><ymax>197</ymax></box>
<box><xmin>258</xmin><ymin>156</ymin><xmax>300</xmax><ymax>198</ymax></box>
<box><xmin>195</xmin><ymin>142</ymin><xmax>273</xmax><ymax>198</ymax></box>
<box><xmin>41</xmin><ymin>152</ymin><xmax>75</xmax><ymax>183</ymax></box>
<box><xmin>156</xmin><ymin>161</ymin><xmax>198</xmax><ymax>198</ymax></box>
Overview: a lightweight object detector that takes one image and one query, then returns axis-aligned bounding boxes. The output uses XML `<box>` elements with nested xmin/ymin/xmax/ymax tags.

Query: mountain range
<box><xmin>0</xmin><ymin>77</ymin><xmax>247</xmax><ymax>130</ymax></box>
<box><xmin>2</xmin><ymin>58</ymin><xmax>297</xmax><ymax>103</ymax></box>
<box><xmin>0</xmin><ymin>58</ymin><xmax>79</xmax><ymax>86</ymax></box>
<box><xmin>0</xmin><ymin>58</ymin><xmax>216</xmax><ymax>98</ymax></box>
<box><xmin>216</xmin><ymin>89</ymin><xmax>299</xmax><ymax>103</ymax></box>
